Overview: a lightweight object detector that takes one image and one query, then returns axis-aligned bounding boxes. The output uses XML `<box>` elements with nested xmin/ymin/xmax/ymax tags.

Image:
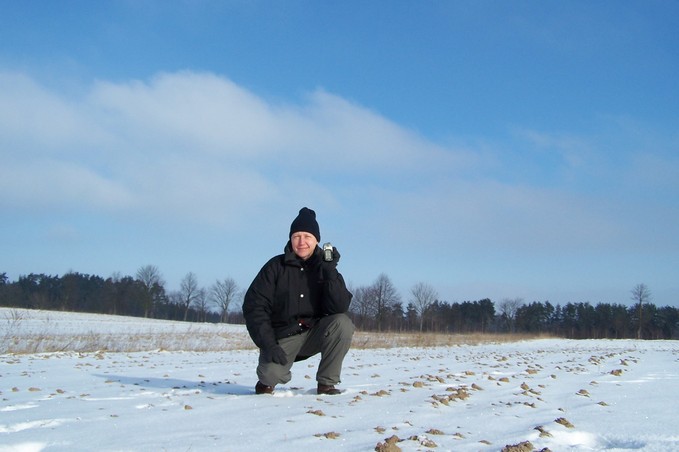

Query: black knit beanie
<box><xmin>289</xmin><ymin>207</ymin><xmax>321</xmax><ymax>242</ymax></box>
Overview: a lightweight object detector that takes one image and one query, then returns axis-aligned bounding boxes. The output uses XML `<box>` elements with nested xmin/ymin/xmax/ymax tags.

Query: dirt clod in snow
<box><xmin>375</xmin><ymin>435</ymin><xmax>402</xmax><ymax>452</ymax></box>
<box><xmin>501</xmin><ymin>440</ymin><xmax>534</xmax><ymax>452</ymax></box>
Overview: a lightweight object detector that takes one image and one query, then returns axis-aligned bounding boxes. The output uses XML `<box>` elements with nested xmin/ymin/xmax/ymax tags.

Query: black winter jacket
<box><xmin>242</xmin><ymin>242</ymin><xmax>353</xmax><ymax>350</ymax></box>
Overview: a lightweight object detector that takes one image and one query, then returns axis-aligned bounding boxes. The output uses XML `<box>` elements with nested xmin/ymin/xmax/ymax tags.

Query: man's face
<box><xmin>290</xmin><ymin>232</ymin><xmax>318</xmax><ymax>260</ymax></box>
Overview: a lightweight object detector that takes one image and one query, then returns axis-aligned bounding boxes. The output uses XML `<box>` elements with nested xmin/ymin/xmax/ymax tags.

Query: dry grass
<box><xmin>3</xmin><ymin>328</ymin><xmax>548</xmax><ymax>354</ymax></box>
<box><xmin>0</xmin><ymin>308</ymin><xmax>255</xmax><ymax>354</ymax></box>
<box><xmin>1</xmin><ymin>331</ymin><xmax>257</xmax><ymax>354</ymax></box>
<box><xmin>351</xmin><ymin>331</ymin><xmax>552</xmax><ymax>349</ymax></box>
<box><xmin>1</xmin><ymin>307</ymin><xmax>550</xmax><ymax>354</ymax></box>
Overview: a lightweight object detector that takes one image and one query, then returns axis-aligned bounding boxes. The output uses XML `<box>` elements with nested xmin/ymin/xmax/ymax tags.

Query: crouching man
<box><xmin>242</xmin><ymin>207</ymin><xmax>354</xmax><ymax>395</ymax></box>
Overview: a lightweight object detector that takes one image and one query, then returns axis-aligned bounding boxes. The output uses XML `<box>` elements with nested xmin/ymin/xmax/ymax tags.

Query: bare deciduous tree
<box><xmin>211</xmin><ymin>277</ymin><xmax>240</xmax><ymax>323</ymax></box>
<box><xmin>136</xmin><ymin>265</ymin><xmax>164</xmax><ymax>288</ymax></box>
<box><xmin>349</xmin><ymin>285</ymin><xmax>372</xmax><ymax>330</ymax></box>
<box><xmin>410</xmin><ymin>282</ymin><xmax>438</xmax><ymax>332</ymax></box>
<box><xmin>631</xmin><ymin>283</ymin><xmax>652</xmax><ymax>339</ymax></box>
<box><xmin>178</xmin><ymin>272</ymin><xmax>201</xmax><ymax>321</ymax></box>
<box><xmin>193</xmin><ymin>288</ymin><xmax>209</xmax><ymax>322</ymax></box>
<box><xmin>369</xmin><ymin>273</ymin><xmax>401</xmax><ymax>332</ymax></box>
<box><xmin>136</xmin><ymin>265</ymin><xmax>165</xmax><ymax>318</ymax></box>
<box><xmin>498</xmin><ymin>297</ymin><xmax>524</xmax><ymax>333</ymax></box>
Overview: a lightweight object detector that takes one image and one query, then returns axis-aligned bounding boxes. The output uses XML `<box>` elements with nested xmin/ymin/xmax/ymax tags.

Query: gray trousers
<box><xmin>257</xmin><ymin>313</ymin><xmax>354</xmax><ymax>387</ymax></box>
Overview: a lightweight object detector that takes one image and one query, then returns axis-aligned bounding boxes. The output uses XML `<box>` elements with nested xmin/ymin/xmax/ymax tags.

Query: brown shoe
<box><xmin>255</xmin><ymin>381</ymin><xmax>274</xmax><ymax>394</ymax></box>
<box><xmin>317</xmin><ymin>384</ymin><xmax>341</xmax><ymax>395</ymax></box>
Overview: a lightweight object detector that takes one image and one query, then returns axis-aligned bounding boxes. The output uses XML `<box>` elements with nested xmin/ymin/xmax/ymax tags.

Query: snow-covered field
<box><xmin>1</xmin><ymin>308</ymin><xmax>678</xmax><ymax>451</ymax></box>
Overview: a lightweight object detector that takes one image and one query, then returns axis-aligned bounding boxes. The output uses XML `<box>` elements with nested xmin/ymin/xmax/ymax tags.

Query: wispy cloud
<box><xmin>1</xmin><ymin>70</ymin><xmax>471</xmax><ymax>226</ymax></box>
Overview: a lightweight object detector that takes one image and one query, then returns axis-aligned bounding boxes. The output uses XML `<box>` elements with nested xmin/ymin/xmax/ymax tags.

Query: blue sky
<box><xmin>2</xmin><ymin>1</ymin><xmax>678</xmax><ymax>307</ymax></box>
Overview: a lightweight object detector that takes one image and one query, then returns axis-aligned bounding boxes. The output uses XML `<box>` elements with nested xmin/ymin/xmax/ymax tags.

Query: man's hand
<box><xmin>321</xmin><ymin>246</ymin><xmax>341</xmax><ymax>279</ymax></box>
<box><xmin>266</xmin><ymin>344</ymin><xmax>288</xmax><ymax>365</ymax></box>
<box><xmin>329</xmin><ymin>246</ymin><xmax>341</xmax><ymax>264</ymax></box>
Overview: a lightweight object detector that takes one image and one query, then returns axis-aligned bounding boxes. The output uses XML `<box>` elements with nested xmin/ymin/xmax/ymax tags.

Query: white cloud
<box><xmin>0</xmin><ymin>159</ymin><xmax>135</xmax><ymax>212</ymax></box>
<box><xmin>88</xmin><ymin>72</ymin><xmax>465</xmax><ymax>174</ymax></box>
<box><xmin>0</xmin><ymin>70</ymin><xmax>470</xmax><ymax>228</ymax></box>
<box><xmin>89</xmin><ymin>71</ymin><xmax>281</xmax><ymax>157</ymax></box>
<box><xmin>0</xmin><ymin>72</ymin><xmax>109</xmax><ymax>153</ymax></box>
<box><xmin>295</xmin><ymin>90</ymin><xmax>462</xmax><ymax>172</ymax></box>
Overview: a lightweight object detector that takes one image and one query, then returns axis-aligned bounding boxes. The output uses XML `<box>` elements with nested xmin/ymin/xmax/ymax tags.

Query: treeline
<box><xmin>0</xmin><ymin>268</ymin><xmax>242</xmax><ymax>324</ymax></box>
<box><xmin>346</xmin><ymin>275</ymin><xmax>678</xmax><ymax>339</ymax></box>
<box><xmin>363</xmin><ymin>298</ymin><xmax>679</xmax><ymax>340</ymax></box>
<box><xmin>2</xmin><ymin>271</ymin><xmax>677</xmax><ymax>339</ymax></box>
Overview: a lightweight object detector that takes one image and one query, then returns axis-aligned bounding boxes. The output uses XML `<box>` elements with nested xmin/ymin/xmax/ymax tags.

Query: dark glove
<box><xmin>266</xmin><ymin>344</ymin><xmax>288</xmax><ymax>365</ymax></box>
<box><xmin>320</xmin><ymin>246</ymin><xmax>341</xmax><ymax>280</ymax></box>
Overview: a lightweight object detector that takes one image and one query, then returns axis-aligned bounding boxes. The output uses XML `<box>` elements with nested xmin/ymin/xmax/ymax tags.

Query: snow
<box><xmin>2</xmin><ymin>308</ymin><xmax>679</xmax><ymax>451</ymax></box>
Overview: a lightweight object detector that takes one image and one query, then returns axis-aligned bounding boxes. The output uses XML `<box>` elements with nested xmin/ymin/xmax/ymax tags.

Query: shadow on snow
<box><xmin>94</xmin><ymin>374</ymin><xmax>255</xmax><ymax>395</ymax></box>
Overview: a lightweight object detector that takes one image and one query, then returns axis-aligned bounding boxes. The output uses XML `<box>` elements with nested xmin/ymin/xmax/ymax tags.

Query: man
<box><xmin>242</xmin><ymin>207</ymin><xmax>354</xmax><ymax>395</ymax></box>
